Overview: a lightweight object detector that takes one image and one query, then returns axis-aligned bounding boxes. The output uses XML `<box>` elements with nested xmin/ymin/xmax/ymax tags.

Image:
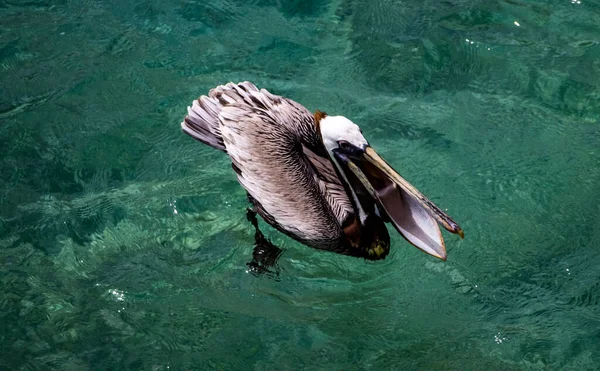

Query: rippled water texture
<box><xmin>1</xmin><ymin>0</ymin><xmax>600</xmax><ymax>369</ymax></box>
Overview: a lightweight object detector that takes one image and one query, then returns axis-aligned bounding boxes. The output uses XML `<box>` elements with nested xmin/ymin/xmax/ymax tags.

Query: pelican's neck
<box><xmin>328</xmin><ymin>154</ymin><xmax>369</xmax><ymax>224</ymax></box>
<box><xmin>315</xmin><ymin>111</ymin><xmax>369</xmax><ymax>224</ymax></box>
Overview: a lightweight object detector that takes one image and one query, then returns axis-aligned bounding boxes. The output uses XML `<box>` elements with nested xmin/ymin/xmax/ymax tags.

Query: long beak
<box><xmin>344</xmin><ymin>146</ymin><xmax>463</xmax><ymax>260</ymax></box>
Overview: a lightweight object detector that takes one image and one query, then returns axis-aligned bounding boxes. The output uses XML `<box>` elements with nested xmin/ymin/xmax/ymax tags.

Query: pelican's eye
<box><xmin>338</xmin><ymin>140</ymin><xmax>352</xmax><ymax>150</ymax></box>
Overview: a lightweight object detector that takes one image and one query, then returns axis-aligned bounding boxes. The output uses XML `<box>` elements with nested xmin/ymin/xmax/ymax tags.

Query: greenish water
<box><xmin>1</xmin><ymin>0</ymin><xmax>599</xmax><ymax>369</ymax></box>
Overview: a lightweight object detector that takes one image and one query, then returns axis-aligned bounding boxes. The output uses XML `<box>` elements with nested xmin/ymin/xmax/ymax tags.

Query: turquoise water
<box><xmin>1</xmin><ymin>0</ymin><xmax>599</xmax><ymax>369</ymax></box>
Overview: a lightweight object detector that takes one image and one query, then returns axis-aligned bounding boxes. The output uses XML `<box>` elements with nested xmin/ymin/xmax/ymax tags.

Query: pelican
<box><xmin>181</xmin><ymin>82</ymin><xmax>463</xmax><ymax>261</ymax></box>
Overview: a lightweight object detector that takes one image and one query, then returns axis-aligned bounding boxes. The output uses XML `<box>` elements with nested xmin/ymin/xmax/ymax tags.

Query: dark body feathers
<box><xmin>182</xmin><ymin>82</ymin><xmax>389</xmax><ymax>259</ymax></box>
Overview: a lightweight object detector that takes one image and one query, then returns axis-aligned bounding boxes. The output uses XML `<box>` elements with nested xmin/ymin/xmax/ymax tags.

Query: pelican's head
<box><xmin>317</xmin><ymin>113</ymin><xmax>463</xmax><ymax>261</ymax></box>
<box><xmin>319</xmin><ymin>115</ymin><xmax>369</xmax><ymax>154</ymax></box>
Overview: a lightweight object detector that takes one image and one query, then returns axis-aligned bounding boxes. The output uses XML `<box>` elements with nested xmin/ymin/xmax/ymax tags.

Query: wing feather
<box><xmin>183</xmin><ymin>81</ymin><xmax>356</xmax><ymax>249</ymax></box>
<box><xmin>217</xmin><ymin>87</ymin><xmax>344</xmax><ymax>247</ymax></box>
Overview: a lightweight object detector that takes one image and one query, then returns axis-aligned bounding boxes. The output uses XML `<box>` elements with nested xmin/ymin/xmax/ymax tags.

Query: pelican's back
<box><xmin>181</xmin><ymin>82</ymin><xmax>353</xmax><ymax>251</ymax></box>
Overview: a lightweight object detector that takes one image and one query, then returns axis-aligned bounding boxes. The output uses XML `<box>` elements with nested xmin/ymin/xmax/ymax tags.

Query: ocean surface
<box><xmin>1</xmin><ymin>0</ymin><xmax>599</xmax><ymax>369</ymax></box>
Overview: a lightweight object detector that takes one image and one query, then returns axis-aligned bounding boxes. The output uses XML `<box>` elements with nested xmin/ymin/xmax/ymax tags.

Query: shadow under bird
<box><xmin>181</xmin><ymin>82</ymin><xmax>463</xmax><ymax>262</ymax></box>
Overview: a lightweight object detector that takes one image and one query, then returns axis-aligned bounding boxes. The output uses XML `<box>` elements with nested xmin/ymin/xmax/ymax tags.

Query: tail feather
<box><xmin>181</xmin><ymin>96</ymin><xmax>226</xmax><ymax>151</ymax></box>
<box><xmin>181</xmin><ymin>81</ymin><xmax>260</xmax><ymax>152</ymax></box>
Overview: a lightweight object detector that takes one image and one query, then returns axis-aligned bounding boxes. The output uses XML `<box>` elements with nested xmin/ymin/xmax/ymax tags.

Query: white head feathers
<box><xmin>319</xmin><ymin>115</ymin><xmax>368</xmax><ymax>153</ymax></box>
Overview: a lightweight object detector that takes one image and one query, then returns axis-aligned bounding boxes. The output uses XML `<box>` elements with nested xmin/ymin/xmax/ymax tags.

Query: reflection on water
<box><xmin>1</xmin><ymin>0</ymin><xmax>599</xmax><ymax>369</ymax></box>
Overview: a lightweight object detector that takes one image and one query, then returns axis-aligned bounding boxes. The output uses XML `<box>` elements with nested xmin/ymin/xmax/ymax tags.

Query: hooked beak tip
<box><xmin>458</xmin><ymin>229</ymin><xmax>465</xmax><ymax>239</ymax></box>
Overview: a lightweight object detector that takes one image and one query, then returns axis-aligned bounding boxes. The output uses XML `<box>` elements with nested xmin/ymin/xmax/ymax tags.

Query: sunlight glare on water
<box><xmin>1</xmin><ymin>0</ymin><xmax>599</xmax><ymax>370</ymax></box>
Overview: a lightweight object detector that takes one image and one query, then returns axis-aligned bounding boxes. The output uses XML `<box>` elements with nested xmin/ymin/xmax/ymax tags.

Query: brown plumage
<box><xmin>182</xmin><ymin>82</ymin><xmax>389</xmax><ymax>259</ymax></box>
<box><xmin>182</xmin><ymin>82</ymin><xmax>463</xmax><ymax>261</ymax></box>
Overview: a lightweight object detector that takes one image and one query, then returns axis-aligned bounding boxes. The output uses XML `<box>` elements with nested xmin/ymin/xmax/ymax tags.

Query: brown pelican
<box><xmin>181</xmin><ymin>82</ymin><xmax>463</xmax><ymax>262</ymax></box>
